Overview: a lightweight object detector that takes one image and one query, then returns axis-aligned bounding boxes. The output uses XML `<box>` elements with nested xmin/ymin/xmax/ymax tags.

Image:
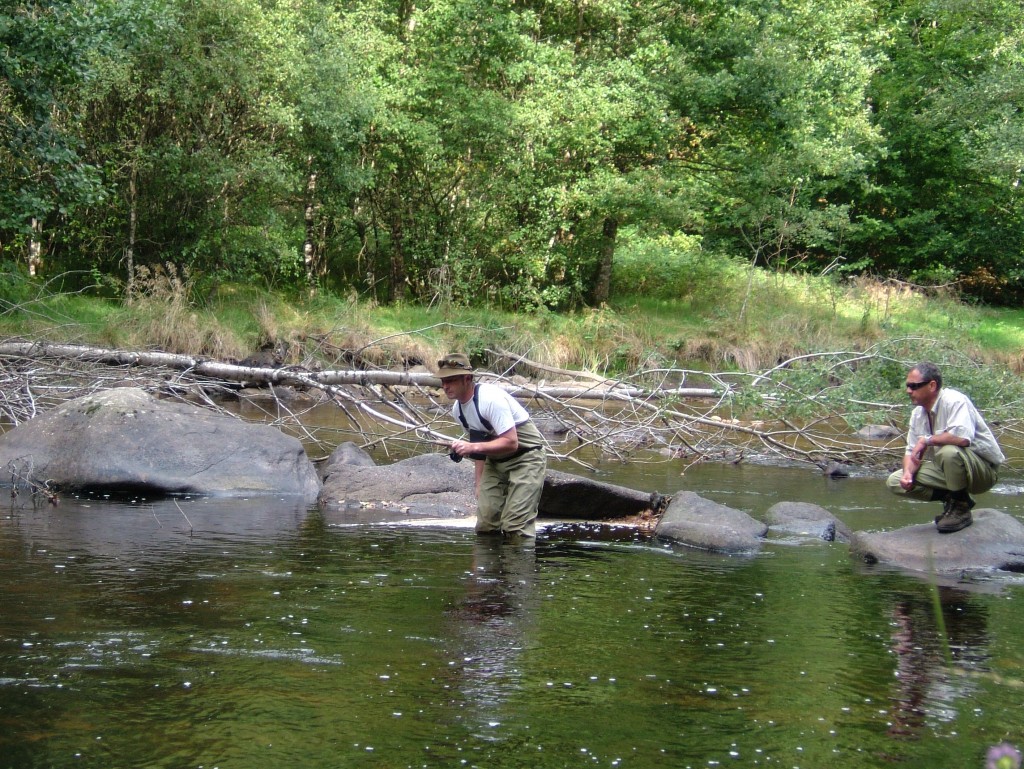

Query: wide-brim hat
<box><xmin>436</xmin><ymin>353</ymin><xmax>474</xmax><ymax>378</ymax></box>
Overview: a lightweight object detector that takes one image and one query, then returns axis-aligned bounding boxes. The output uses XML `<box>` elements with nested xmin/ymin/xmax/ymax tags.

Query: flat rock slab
<box><xmin>319</xmin><ymin>451</ymin><xmax>479</xmax><ymax>521</ymax></box>
<box><xmin>766</xmin><ymin>501</ymin><xmax>852</xmax><ymax>542</ymax></box>
<box><xmin>0</xmin><ymin>388</ymin><xmax>321</xmax><ymax>501</ymax></box>
<box><xmin>850</xmin><ymin>509</ymin><xmax>1024</xmax><ymax>575</ymax></box>
<box><xmin>318</xmin><ymin>443</ymin><xmax>664</xmax><ymax>523</ymax></box>
<box><xmin>655</xmin><ymin>490</ymin><xmax>768</xmax><ymax>553</ymax></box>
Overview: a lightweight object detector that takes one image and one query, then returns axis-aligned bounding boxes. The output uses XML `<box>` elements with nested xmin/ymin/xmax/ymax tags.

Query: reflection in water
<box><xmin>887</xmin><ymin>587</ymin><xmax>989</xmax><ymax>740</ymax></box>
<box><xmin>446</xmin><ymin>537</ymin><xmax>538</xmax><ymax>732</ymax></box>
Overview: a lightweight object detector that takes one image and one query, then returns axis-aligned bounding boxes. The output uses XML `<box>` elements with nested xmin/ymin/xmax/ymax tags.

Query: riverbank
<box><xmin>4</xmin><ymin>271</ymin><xmax>1024</xmax><ymax>377</ymax></box>
<box><xmin>3</xmin><ymin>271</ymin><xmax>1024</xmax><ymax>469</ymax></box>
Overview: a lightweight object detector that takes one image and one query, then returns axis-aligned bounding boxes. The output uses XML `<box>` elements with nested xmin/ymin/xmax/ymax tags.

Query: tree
<box><xmin>661</xmin><ymin>0</ymin><xmax>883</xmax><ymax>277</ymax></box>
<box><xmin>58</xmin><ymin>0</ymin><xmax>372</xmax><ymax>294</ymax></box>
<box><xmin>852</xmin><ymin>0</ymin><xmax>1024</xmax><ymax>298</ymax></box>
<box><xmin>0</xmin><ymin>1</ymin><xmax>107</xmax><ymax>273</ymax></box>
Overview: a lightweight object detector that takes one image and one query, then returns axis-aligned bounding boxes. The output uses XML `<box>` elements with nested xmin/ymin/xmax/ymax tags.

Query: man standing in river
<box><xmin>887</xmin><ymin>361</ymin><xmax>1005</xmax><ymax>533</ymax></box>
<box><xmin>438</xmin><ymin>353</ymin><xmax>547</xmax><ymax>538</ymax></box>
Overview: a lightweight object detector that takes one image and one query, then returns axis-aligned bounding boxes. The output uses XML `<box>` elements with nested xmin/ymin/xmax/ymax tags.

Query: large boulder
<box><xmin>850</xmin><ymin>509</ymin><xmax>1024</xmax><ymax>575</ymax></box>
<box><xmin>766</xmin><ymin>501</ymin><xmax>852</xmax><ymax>542</ymax></box>
<box><xmin>540</xmin><ymin>469</ymin><xmax>664</xmax><ymax>519</ymax></box>
<box><xmin>319</xmin><ymin>448</ymin><xmax>478</xmax><ymax>522</ymax></box>
<box><xmin>655</xmin><ymin>491</ymin><xmax>768</xmax><ymax>553</ymax></box>
<box><xmin>0</xmin><ymin>388</ymin><xmax>321</xmax><ymax>502</ymax></box>
<box><xmin>318</xmin><ymin>443</ymin><xmax>665</xmax><ymax>523</ymax></box>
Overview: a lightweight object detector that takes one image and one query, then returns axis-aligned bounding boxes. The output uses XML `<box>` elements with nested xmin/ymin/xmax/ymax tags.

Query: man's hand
<box><xmin>900</xmin><ymin>449</ymin><xmax>923</xmax><ymax>490</ymax></box>
<box><xmin>450</xmin><ymin>438</ymin><xmax>473</xmax><ymax>458</ymax></box>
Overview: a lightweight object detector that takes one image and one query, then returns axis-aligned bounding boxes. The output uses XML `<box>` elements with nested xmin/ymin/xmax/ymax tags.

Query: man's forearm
<box><xmin>927</xmin><ymin>430</ymin><xmax>969</xmax><ymax>448</ymax></box>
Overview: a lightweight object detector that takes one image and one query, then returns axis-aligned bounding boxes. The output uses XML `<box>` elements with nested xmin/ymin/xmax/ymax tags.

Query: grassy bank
<box><xmin>4</xmin><ymin>262</ymin><xmax>1023</xmax><ymax>377</ymax></box>
<box><xmin>5</xmin><ymin>261</ymin><xmax>1024</xmax><ymax>462</ymax></box>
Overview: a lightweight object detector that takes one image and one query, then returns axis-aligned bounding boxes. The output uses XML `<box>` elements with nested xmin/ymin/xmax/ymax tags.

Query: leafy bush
<box><xmin>0</xmin><ymin>261</ymin><xmax>35</xmax><ymax>307</ymax></box>
<box><xmin>611</xmin><ymin>233</ymin><xmax>742</xmax><ymax>303</ymax></box>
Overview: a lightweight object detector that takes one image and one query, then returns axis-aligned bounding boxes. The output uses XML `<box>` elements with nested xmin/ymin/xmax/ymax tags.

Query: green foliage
<box><xmin>0</xmin><ymin>261</ymin><xmax>36</xmax><ymax>306</ymax></box>
<box><xmin>0</xmin><ymin>1</ymin><xmax>107</xmax><ymax>234</ymax></box>
<box><xmin>611</xmin><ymin>232</ymin><xmax>742</xmax><ymax>303</ymax></box>
<box><xmin>1</xmin><ymin>0</ymin><xmax>1021</xmax><ymax>307</ymax></box>
<box><xmin>848</xmin><ymin>0</ymin><xmax>1024</xmax><ymax>298</ymax></box>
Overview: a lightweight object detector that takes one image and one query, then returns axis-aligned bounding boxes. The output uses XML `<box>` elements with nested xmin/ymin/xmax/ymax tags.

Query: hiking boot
<box><xmin>933</xmin><ymin>494</ymin><xmax>975</xmax><ymax>524</ymax></box>
<box><xmin>935</xmin><ymin>499</ymin><xmax>973</xmax><ymax>533</ymax></box>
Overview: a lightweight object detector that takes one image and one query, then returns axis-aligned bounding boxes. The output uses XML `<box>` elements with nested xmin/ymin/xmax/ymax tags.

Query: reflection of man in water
<box><xmin>886</xmin><ymin>589</ymin><xmax>989</xmax><ymax>740</ymax></box>
<box><xmin>446</xmin><ymin>537</ymin><xmax>539</xmax><ymax>724</ymax></box>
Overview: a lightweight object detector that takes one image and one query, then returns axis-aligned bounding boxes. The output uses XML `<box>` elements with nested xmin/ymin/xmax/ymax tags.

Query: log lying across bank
<box><xmin>0</xmin><ymin>341</ymin><xmax>719</xmax><ymax>396</ymax></box>
<box><xmin>0</xmin><ymin>340</ymin><xmax>905</xmax><ymax>471</ymax></box>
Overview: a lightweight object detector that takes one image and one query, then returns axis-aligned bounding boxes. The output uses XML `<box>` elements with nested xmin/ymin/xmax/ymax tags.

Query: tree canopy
<box><xmin>1</xmin><ymin>0</ymin><xmax>1021</xmax><ymax>308</ymax></box>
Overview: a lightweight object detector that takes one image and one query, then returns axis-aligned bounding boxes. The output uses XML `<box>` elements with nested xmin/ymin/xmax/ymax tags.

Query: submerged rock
<box><xmin>655</xmin><ymin>491</ymin><xmax>767</xmax><ymax>553</ymax></box>
<box><xmin>766</xmin><ymin>501</ymin><xmax>852</xmax><ymax>542</ymax></box>
<box><xmin>0</xmin><ymin>388</ymin><xmax>321</xmax><ymax>501</ymax></box>
<box><xmin>850</xmin><ymin>509</ymin><xmax>1024</xmax><ymax>575</ymax></box>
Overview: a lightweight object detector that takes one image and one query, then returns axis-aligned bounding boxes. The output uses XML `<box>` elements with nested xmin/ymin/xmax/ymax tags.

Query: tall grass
<box><xmin>2</xmin><ymin>244</ymin><xmax>1023</xmax><ymax>376</ymax></box>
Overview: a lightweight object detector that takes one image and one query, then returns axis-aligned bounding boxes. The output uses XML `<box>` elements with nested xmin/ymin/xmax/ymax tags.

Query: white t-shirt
<box><xmin>451</xmin><ymin>382</ymin><xmax>530</xmax><ymax>437</ymax></box>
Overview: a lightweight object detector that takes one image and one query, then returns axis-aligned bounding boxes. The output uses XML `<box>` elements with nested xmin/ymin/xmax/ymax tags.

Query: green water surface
<box><xmin>2</xmin><ymin>463</ymin><xmax>1023</xmax><ymax>769</ymax></box>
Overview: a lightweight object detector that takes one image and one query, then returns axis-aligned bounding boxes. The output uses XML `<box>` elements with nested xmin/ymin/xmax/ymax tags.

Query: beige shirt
<box><xmin>906</xmin><ymin>387</ymin><xmax>1005</xmax><ymax>465</ymax></box>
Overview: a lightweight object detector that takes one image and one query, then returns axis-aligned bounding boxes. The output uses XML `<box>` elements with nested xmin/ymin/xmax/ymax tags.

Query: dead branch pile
<box><xmin>0</xmin><ymin>340</ymin><xmax>933</xmax><ymax>473</ymax></box>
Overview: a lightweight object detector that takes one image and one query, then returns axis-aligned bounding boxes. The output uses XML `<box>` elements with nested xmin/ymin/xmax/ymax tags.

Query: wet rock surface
<box><xmin>850</xmin><ymin>509</ymin><xmax>1024</xmax><ymax>575</ymax></box>
<box><xmin>0</xmin><ymin>388</ymin><xmax>321</xmax><ymax>501</ymax></box>
<box><xmin>655</xmin><ymin>490</ymin><xmax>768</xmax><ymax>553</ymax></box>
<box><xmin>319</xmin><ymin>450</ymin><xmax>479</xmax><ymax>521</ymax></box>
<box><xmin>766</xmin><ymin>501</ymin><xmax>853</xmax><ymax>542</ymax></box>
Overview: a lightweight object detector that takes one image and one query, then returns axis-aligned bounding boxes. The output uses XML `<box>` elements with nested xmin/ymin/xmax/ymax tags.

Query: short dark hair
<box><xmin>912</xmin><ymin>361</ymin><xmax>943</xmax><ymax>389</ymax></box>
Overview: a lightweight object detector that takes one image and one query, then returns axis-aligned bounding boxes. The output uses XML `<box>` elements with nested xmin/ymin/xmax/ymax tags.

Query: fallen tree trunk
<box><xmin>0</xmin><ymin>340</ymin><xmax>910</xmax><ymax>472</ymax></box>
<box><xmin>0</xmin><ymin>341</ymin><xmax>719</xmax><ymax>398</ymax></box>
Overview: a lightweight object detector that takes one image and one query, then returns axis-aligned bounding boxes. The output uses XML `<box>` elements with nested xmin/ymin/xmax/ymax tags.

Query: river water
<box><xmin>3</xmin><ymin>455</ymin><xmax>1024</xmax><ymax>769</ymax></box>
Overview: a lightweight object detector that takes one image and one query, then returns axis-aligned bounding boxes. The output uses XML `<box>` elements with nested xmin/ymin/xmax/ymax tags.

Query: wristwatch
<box><xmin>924</xmin><ymin>435</ymin><xmax>933</xmax><ymax>446</ymax></box>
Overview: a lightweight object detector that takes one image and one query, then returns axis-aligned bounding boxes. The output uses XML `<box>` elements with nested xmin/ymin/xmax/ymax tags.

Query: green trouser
<box><xmin>477</xmin><ymin>447</ymin><xmax>547</xmax><ymax>537</ymax></box>
<box><xmin>886</xmin><ymin>444</ymin><xmax>999</xmax><ymax>501</ymax></box>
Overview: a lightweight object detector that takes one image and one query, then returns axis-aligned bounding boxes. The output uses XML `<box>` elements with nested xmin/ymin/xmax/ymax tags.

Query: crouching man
<box><xmin>886</xmin><ymin>361</ymin><xmax>1004</xmax><ymax>533</ymax></box>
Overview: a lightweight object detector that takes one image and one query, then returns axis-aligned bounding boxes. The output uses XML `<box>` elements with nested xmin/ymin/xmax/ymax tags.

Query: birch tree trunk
<box><xmin>303</xmin><ymin>158</ymin><xmax>320</xmax><ymax>292</ymax></box>
<box><xmin>28</xmin><ymin>218</ymin><xmax>42</xmax><ymax>277</ymax></box>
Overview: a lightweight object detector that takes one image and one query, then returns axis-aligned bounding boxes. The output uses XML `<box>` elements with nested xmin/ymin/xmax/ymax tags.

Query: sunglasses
<box><xmin>438</xmin><ymin>359</ymin><xmax>472</xmax><ymax>371</ymax></box>
<box><xmin>905</xmin><ymin>380</ymin><xmax>932</xmax><ymax>391</ymax></box>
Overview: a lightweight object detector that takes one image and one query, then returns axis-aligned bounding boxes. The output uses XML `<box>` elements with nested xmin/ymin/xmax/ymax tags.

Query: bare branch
<box><xmin>1</xmin><ymin>339</ymin><xmax>1015</xmax><ymax>475</ymax></box>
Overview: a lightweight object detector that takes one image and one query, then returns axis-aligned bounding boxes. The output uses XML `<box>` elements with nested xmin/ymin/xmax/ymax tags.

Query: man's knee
<box><xmin>933</xmin><ymin>444</ymin><xmax>965</xmax><ymax>469</ymax></box>
<box><xmin>886</xmin><ymin>470</ymin><xmax>906</xmax><ymax>495</ymax></box>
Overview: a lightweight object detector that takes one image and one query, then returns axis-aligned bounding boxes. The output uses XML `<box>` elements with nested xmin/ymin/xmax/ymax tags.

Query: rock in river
<box><xmin>850</xmin><ymin>509</ymin><xmax>1024</xmax><ymax>575</ymax></box>
<box><xmin>0</xmin><ymin>388</ymin><xmax>321</xmax><ymax>501</ymax></box>
<box><xmin>765</xmin><ymin>501</ymin><xmax>852</xmax><ymax>542</ymax></box>
<box><xmin>655</xmin><ymin>491</ymin><xmax>768</xmax><ymax>553</ymax></box>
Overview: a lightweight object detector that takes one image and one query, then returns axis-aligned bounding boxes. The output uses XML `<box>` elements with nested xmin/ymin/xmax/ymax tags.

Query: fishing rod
<box><xmin>361</xmin><ymin>433</ymin><xmax>467</xmax><ymax>463</ymax></box>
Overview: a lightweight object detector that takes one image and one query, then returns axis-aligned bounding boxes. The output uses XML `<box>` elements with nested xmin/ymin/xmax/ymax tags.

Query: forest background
<box><xmin>3</xmin><ymin>0</ymin><xmax>1023</xmax><ymax>307</ymax></box>
<box><xmin>2</xmin><ymin>0</ymin><xmax>1024</xmax><ymax>445</ymax></box>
